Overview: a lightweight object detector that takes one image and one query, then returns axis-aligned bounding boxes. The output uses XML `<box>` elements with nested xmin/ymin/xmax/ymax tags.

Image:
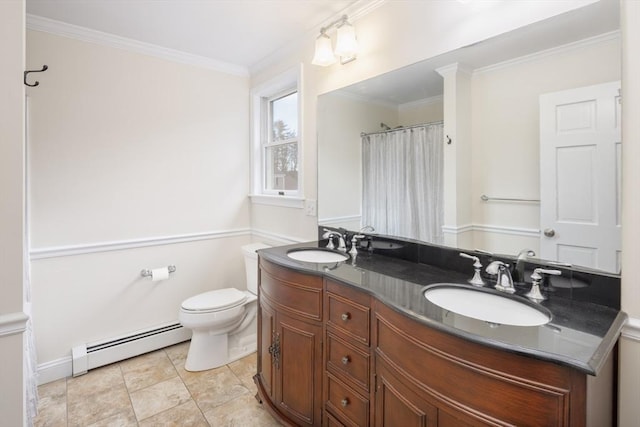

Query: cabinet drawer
<box><xmin>260</xmin><ymin>260</ymin><xmax>322</xmax><ymax>321</ymax></box>
<box><xmin>326</xmin><ymin>373</ymin><xmax>369</xmax><ymax>427</ymax></box>
<box><xmin>326</xmin><ymin>291</ymin><xmax>370</xmax><ymax>345</ymax></box>
<box><xmin>326</xmin><ymin>332</ymin><xmax>370</xmax><ymax>392</ymax></box>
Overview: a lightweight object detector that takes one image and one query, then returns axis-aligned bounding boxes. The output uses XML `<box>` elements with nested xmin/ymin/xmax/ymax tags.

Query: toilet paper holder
<box><xmin>141</xmin><ymin>265</ymin><xmax>176</xmax><ymax>279</ymax></box>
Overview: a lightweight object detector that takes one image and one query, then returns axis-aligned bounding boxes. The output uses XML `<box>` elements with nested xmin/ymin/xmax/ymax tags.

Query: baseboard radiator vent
<box><xmin>72</xmin><ymin>322</ymin><xmax>191</xmax><ymax>377</ymax></box>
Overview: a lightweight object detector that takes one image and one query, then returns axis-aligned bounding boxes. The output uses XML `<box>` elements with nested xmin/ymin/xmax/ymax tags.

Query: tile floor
<box><xmin>34</xmin><ymin>342</ymin><xmax>281</xmax><ymax>426</ymax></box>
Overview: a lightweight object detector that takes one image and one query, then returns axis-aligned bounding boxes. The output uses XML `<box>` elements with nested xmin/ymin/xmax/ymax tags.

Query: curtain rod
<box><xmin>360</xmin><ymin>120</ymin><xmax>443</xmax><ymax>138</ymax></box>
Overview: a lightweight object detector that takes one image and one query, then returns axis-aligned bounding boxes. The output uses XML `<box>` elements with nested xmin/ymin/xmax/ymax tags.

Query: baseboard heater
<box><xmin>71</xmin><ymin>322</ymin><xmax>191</xmax><ymax>377</ymax></box>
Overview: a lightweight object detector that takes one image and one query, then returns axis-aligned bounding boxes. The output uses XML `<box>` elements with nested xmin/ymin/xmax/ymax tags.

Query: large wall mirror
<box><xmin>317</xmin><ymin>0</ymin><xmax>621</xmax><ymax>274</ymax></box>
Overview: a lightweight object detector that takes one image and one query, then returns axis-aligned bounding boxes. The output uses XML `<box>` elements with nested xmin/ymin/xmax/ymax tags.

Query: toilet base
<box><xmin>183</xmin><ymin>312</ymin><xmax>257</xmax><ymax>372</ymax></box>
<box><xmin>185</xmin><ymin>331</ymin><xmax>229</xmax><ymax>372</ymax></box>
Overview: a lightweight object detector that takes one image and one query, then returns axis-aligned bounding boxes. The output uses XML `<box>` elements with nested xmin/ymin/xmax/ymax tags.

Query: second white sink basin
<box><xmin>424</xmin><ymin>284</ymin><xmax>551</xmax><ymax>326</ymax></box>
<box><xmin>287</xmin><ymin>248</ymin><xmax>349</xmax><ymax>263</ymax></box>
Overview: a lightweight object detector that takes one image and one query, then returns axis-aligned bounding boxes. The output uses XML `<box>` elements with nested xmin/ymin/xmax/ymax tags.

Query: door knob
<box><xmin>543</xmin><ymin>228</ymin><xmax>556</xmax><ymax>237</ymax></box>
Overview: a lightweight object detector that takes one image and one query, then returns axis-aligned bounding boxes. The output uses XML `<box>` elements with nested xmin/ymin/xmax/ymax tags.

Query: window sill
<box><xmin>249</xmin><ymin>194</ymin><xmax>305</xmax><ymax>208</ymax></box>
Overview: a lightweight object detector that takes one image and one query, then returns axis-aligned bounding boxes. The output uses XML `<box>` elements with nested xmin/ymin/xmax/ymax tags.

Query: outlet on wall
<box><xmin>304</xmin><ymin>199</ymin><xmax>317</xmax><ymax>217</ymax></box>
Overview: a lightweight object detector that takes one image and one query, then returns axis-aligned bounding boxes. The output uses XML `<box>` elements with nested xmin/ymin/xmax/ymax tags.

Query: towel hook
<box><xmin>24</xmin><ymin>65</ymin><xmax>48</xmax><ymax>87</ymax></box>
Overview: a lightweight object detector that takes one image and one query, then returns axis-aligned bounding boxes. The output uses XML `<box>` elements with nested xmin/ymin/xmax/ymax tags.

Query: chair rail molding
<box><xmin>30</xmin><ymin>228</ymin><xmax>251</xmax><ymax>259</ymax></box>
<box><xmin>0</xmin><ymin>312</ymin><xmax>29</xmax><ymax>337</ymax></box>
<box><xmin>621</xmin><ymin>316</ymin><xmax>640</xmax><ymax>342</ymax></box>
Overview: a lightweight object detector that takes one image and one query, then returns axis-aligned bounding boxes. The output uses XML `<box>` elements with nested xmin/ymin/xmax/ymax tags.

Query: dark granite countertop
<box><xmin>259</xmin><ymin>241</ymin><xmax>628</xmax><ymax>376</ymax></box>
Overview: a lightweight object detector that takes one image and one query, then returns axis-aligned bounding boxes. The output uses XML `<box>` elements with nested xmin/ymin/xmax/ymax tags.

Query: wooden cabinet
<box><xmin>256</xmin><ymin>260</ymin><xmax>323</xmax><ymax>426</ymax></box>
<box><xmin>323</xmin><ymin>280</ymin><xmax>372</xmax><ymax>427</ymax></box>
<box><xmin>255</xmin><ymin>260</ymin><xmax>613</xmax><ymax>427</ymax></box>
<box><xmin>373</xmin><ymin>301</ymin><xmax>589</xmax><ymax>427</ymax></box>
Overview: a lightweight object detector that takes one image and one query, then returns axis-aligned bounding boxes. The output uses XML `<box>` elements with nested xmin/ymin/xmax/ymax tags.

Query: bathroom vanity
<box><xmin>253</xmin><ymin>239</ymin><xmax>626</xmax><ymax>427</ymax></box>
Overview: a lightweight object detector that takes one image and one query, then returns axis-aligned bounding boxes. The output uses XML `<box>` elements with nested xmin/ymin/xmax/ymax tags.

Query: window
<box><xmin>250</xmin><ymin>66</ymin><xmax>303</xmax><ymax>207</ymax></box>
<box><xmin>264</xmin><ymin>90</ymin><xmax>298</xmax><ymax>194</ymax></box>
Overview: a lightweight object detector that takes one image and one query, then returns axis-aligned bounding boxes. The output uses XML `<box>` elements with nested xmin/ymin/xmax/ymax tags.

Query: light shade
<box><xmin>334</xmin><ymin>22</ymin><xmax>358</xmax><ymax>58</ymax></box>
<box><xmin>311</xmin><ymin>33</ymin><xmax>336</xmax><ymax>66</ymax></box>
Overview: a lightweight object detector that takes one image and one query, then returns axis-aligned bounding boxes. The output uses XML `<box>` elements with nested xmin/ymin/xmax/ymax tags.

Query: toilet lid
<box><xmin>181</xmin><ymin>288</ymin><xmax>247</xmax><ymax>312</ymax></box>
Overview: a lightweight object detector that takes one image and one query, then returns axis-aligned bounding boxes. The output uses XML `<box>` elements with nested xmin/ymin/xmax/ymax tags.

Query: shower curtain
<box><xmin>362</xmin><ymin>123</ymin><xmax>444</xmax><ymax>243</ymax></box>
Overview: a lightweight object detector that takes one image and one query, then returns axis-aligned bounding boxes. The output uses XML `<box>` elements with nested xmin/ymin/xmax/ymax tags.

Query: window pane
<box><xmin>265</xmin><ymin>142</ymin><xmax>298</xmax><ymax>191</ymax></box>
<box><xmin>271</xmin><ymin>92</ymin><xmax>298</xmax><ymax>141</ymax></box>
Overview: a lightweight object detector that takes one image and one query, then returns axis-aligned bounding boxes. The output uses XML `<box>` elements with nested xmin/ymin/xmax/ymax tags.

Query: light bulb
<box><xmin>334</xmin><ymin>22</ymin><xmax>358</xmax><ymax>58</ymax></box>
<box><xmin>311</xmin><ymin>33</ymin><xmax>336</xmax><ymax>66</ymax></box>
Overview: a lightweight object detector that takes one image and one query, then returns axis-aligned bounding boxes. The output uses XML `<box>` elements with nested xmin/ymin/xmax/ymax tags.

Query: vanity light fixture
<box><xmin>312</xmin><ymin>15</ymin><xmax>358</xmax><ymax>66</ymax></box>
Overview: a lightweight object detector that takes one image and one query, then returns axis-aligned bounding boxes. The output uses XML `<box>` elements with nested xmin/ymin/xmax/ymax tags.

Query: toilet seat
<box><xmin>181</xmin><ymin>288</ymin><xmax>247</xmax><ymax>313</ymax></box>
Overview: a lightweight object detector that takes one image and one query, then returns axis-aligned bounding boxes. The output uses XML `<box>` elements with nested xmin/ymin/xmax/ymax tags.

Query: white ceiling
<box><xmin>26</xmin><ymin>0</ymin><xmax>360</xmax><ymax>71</ymax></box>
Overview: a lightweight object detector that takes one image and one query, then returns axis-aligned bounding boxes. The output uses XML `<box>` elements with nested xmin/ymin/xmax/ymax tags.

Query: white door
<box><xmin>539</xmin><ymin>81</ymin><xmax>621</xmax><ymax>273</ymax></box>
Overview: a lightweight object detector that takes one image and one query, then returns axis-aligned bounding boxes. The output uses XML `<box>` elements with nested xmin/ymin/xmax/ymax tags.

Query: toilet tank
<box><xmin>241</xmin><ymin>243</ymin><xmax>271</xmax><ymax>294</ymax></box>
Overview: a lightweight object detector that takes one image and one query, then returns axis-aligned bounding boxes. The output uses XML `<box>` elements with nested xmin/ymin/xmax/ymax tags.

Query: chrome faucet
<box><xmin>515</xmin><ymin>248</ymin><xmax>536</xmax><ymax>282</ymax></box>
<box><xmin>322</xmin><ymin>229</ymin><xmax>347</xmax><ymax>252</ymax></box>
<box><xmin>486</xmin><ymin>261</ymin><xmax>515</xmax><ymax>293</ymax></box>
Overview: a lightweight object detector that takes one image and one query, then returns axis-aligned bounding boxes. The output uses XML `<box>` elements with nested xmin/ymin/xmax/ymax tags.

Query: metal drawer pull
<box><xmin>341</xmin><ymin>312</ymin><xmax>351</xmax><ymax>321</ymax></box>
<box><xmin>341</xmin><ymin>398</ymin><xmax>349</xmax><ymax>407</ymax></box>
<box><xmin>341</xmin><ymin>356</ymin><xmax>350</xmax><ymax>365</ymax></box>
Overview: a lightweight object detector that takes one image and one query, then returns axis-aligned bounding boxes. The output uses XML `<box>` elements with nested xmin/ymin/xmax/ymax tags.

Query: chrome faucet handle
<box><xmin>459</xmin><ymin>253</ymin><xmax>486</xmax><ymax>287</ymax></box>
<box><xmin>525</xmin><ymin>268</ymin><xmax>561</xmax><ymax>301</ymax></box>
<box><xmin>349</xmin><ymin>234</ymin><xmax>366</xmax><ymax>256</ymax></box>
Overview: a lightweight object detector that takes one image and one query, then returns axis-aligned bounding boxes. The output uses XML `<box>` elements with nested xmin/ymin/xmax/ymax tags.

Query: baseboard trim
<box><xmin>37</xmin><ymin>356</ymin><xmax>73</xmax><ymax>385</ymax></box>
<box><xmin>30</xmin><ymin>228</ymin><xmax>251</xmax><ymax>259</ymax></box>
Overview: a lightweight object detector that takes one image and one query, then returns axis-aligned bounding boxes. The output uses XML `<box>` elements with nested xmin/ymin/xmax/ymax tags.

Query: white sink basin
<box><xmin>287</xmin><ymin>248</ymin><xmax>349</xmax><ymax>263</ymax></box>
<box><xmin>424</xmin><ymin>284</ymin><xmax>551</xmax><ymax>326</ymax></box>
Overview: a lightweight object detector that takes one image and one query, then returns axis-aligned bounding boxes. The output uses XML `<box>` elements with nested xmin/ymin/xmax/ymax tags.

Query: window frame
<box><xmin>250</xmin><ymin>65</ymin><xmax>304</xmax><ymax>208</ymax></box>
<box><xmin>262</xmin><ymin>88</ymin><xmax>299</xmax><ymax>196</ymax></box>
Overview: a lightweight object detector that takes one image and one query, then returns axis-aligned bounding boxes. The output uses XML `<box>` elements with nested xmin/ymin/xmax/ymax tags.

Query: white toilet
<box><xmin>179</xmin><ymin>242</ymin><xmax>270</xmax><ymax>371</ymax></box>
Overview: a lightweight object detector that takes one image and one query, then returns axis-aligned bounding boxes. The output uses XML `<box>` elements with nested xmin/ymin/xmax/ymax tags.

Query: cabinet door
<box><xmin>375</xmin><ymin>363</ymin><xmax>437</xmax><ymax>427</ymax></box>
<box><xmin>277</xmin><ymin>312</ymin><xmax>323</xmax><ymax>426</ymax></box>
<box><xmin>258</xmin><ymin>298</ymin><xmax>277</xmax><ymax>401</ymax></box>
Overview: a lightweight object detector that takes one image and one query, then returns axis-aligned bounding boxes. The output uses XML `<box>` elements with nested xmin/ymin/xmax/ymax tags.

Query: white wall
<box><xmin>317</xmin><ymin>92</ymin><xmax>397</xmax><ymax>227</ymax></box>
<box><xmin>27</xmin><ymin>30</ymin><xmax>252</xmax><ymax>374</ymax></box>
<box><xmin>620</xmin><ymin>0</ymin><xmax>640</xmax><ymax>424</ymax></box>
<box><xmin>0</xmin><ymin>0</ymin><xmax>26</xmax><ymax>424</ymax></box>
<box><xmin>470</xmin><ymin>34</ymin><xmax>621</xmax><ymax>254</ymax></box>
<box><xmin>398</xmin><ymin>96</ymin><xmax>443</xmax><ymax>126</ymax></box>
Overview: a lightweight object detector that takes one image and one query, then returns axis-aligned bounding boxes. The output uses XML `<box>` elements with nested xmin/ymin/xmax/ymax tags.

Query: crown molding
<box><xmin>474</xmin><ymin>30</ymin><xmax>621</xmax><ymax>75</ymax></box>
<box><xmin>26</xmin><ymin>14</ymin><xmax>249</xmax><ymax>77</ymax></box>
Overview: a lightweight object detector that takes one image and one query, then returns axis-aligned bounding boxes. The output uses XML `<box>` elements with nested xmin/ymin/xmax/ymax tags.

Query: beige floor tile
<box><xmin>138</xmin><ymin>399</ymin><xmax>209</xmax><ymax>427</ymax></box>
<box><xmin>203</xmin><ymin>393</ymin><xmax>281</xmax><ymax>427</ymax></box>
<box><xmin>228</xmin><ymin>353</ymin><xmax>257</xmax><ymax>390</ymax></box>
<box><xmin>164</xmin><ymin>341</ymin><xmax>190</xmax><ymax>366</ymax></box>
<box><xmin>66</xmin><ymin>363</ymin><xmax>124</xmax><ymax>402</ymax></box>
<box><xmin>86</xmin><ymin>407</ymin><xmax>138</xmax><ymax>427</ymax></box>
<box><xmin>185</xmin><ymin>365</ymin><xmax>250</xmax><ymax>413</ymax></box>
<box><xmin>129</xmin><ymin>376</ymin><xmax>191</xmax><ymax>421</ymax></box>
<box><xmin>34</xmin><ymin>378</ymin><xmax>67</xmax><ymax>427</ymax></box>
<box><xmin>120</xmin><ymin>349</ymin><xmax>178</xmax><ymax>392</ymax></box>
<box><xmin>67</xmin><ymin>383</ymin><xmax>132</xmax><ymax>427</ymax></box>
